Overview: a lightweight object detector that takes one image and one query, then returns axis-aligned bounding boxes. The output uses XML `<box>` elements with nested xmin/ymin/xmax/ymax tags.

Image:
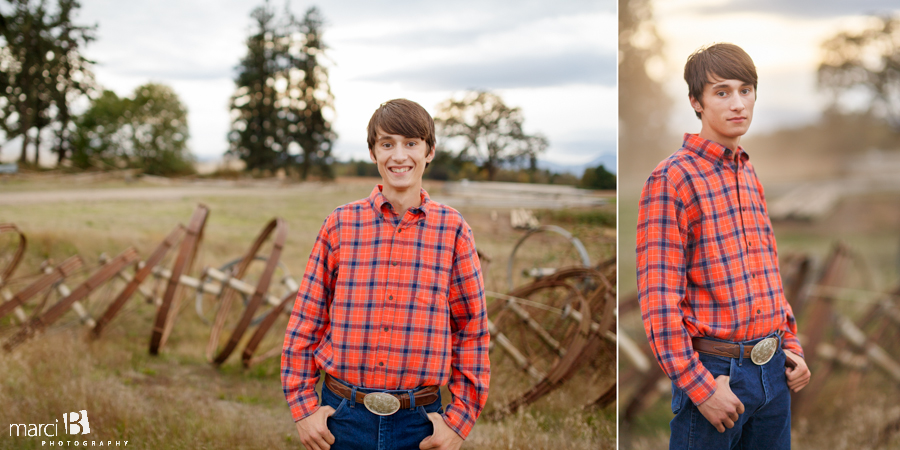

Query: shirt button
<box><xmin>389</xmin><ymin>295</ymin><xmax>393</xmax><ymax>300</ymax></box>
<box><xmin>392</xmin><ymin>261</ymin><xmax>398</xmax><ymax>266</ymax></box>
<box><xmin>379</xmin><ymin>362</ymin><xmax>384</xmax><ymax>367</ymax></box>
<box><xmin>383</xmin><ymin>326</ymin><xmax>389</xmax><ymax>332</ymax></box>
<box><xmin>397</xmin><ymin>229</ymin><xmax>402</xmax><ymax>234</ymax></box>
<box><xmin>757</xmin><ymin>309</ymin><xmax>762</xmax><ymax>314</ymax></box>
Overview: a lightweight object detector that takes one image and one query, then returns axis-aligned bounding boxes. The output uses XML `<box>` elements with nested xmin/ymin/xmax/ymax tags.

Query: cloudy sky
<box><xmin>6</xmin><ymin>0</ymin><xmax>616</xmax><ymax>170</ymax></box>
<box><xmin>653</xmin><ymin>0</ymin><xmax>900</xmax><ymax>136</ymax></box>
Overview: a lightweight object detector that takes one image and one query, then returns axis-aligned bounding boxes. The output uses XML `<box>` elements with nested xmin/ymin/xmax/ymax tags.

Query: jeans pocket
<box><xmin>416</xmin><ymin>405</ymin><xmax>431</xmax><ymax>422</ymax></box>
<box><xmin>330</xmin><ymin>398</ymin><xmax>349</xmax><ymax>419</ymax></box>
<box><xmin>698</xmin><ymin>352</ymin><xmax>732</xmax><ymax>378</ymax></box>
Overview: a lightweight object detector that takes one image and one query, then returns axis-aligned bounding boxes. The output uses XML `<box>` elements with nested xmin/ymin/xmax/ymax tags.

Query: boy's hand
<box><xmin>420</xmin><ymin>413</ymin><xmax>463</xmax><ymax>450</ymax></box>
<box><xmin>295</xmin><ymin>405</ymin><xmax>336</xmax><ymax>450</ymax></box>
<box><xmin>784</xmin><ymin>349</ymin><xmax>811</xmax><ymax>392</ymax></box>
<box><xmin>697</xmin><ymin>375</ymin><xmax>745</xmax><ymax>433</ymax></box>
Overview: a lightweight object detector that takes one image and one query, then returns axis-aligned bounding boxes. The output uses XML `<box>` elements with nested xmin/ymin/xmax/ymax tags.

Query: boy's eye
<box><xmin>407</xmin><ymin>141</ymin><xmax>417</xmax><ymax>146</ymax></box>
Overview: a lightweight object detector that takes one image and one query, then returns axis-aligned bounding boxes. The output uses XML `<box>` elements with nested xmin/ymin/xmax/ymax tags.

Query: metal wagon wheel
<box><xmin>239</xmin><ymin>280</ymin><xmax>297</xmax><ymax>369</ymax></box>
<box><xmin>506</xmin><ymin>225</ymin><xmax>591</xmax><ymax>292</ymax></box>
<box><xmin>194</xmin><ymin>255</ymin><xmax>293</xmax><ymax>327</ymax></box>
<box><xmin>195</xmin><ymin>253</ymin><xmax>297</xmax><ymax>368</ymax></box>
<box><xmin>0</xmin><ymin>256</ymin><xmax>84</xmax><ymax>333</ymax></box>
<box><xmin>149</xmin><ymin>204</ymin><xmax>209</xmax><ymax>355</ymax></box>
<box><xmin>4</xmin><ymin>248</ymin><xmax>139</xmax><ymax>352</ymax></box>
<box><xmin>204</xmin><ymin>217</ymin><xmax>288</xmax><ymax>366</ymax></box>
<box><xmin>486</xmin><ymin>267</ymin><xmax>612</xmax><ymax>417</ymax></box>
<box><xmin>0</xmin><ymin>224</ymin><xmax>26</xmax><ymax>290</ymax></box>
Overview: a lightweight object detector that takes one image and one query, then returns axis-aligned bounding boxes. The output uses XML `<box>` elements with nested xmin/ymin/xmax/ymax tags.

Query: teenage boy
<box><xmin>636</xmin><ymin>43</ymin><xmax>812</xmax><ymax>449</ymax></box>
<box><xmin>282</xmin><ymin>99</ymin><xmax>489</xmax><ymax>450</ymax></box>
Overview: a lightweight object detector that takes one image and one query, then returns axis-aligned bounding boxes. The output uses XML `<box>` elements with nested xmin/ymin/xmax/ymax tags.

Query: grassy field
<box><xmin>0</xmin><ymin>175</ymin><xmax>616</xmax><ymax>450</ymax></box>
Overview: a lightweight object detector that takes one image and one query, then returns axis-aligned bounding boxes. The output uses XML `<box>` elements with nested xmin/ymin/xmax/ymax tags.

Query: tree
<box><xmin>0</xmin><ymin>0</ymin><xmax>95</xmax><ymax>165</ymax></box>
<box><xmin>818</xmin><ymin>15</ymin><xmax>900</xmax><ymax>131</ymax></box>
<box><xmin>581</xmin><ymin>164</ymin><xmax>616</xmax><ymax>190</ymax></box>
<box><xmin>228</xmin><ymin>1</ymin><xmax>336</xmax><ymax>179</ymax></box>
<box><xmin>618</xmin><ymin>0</ymin><xmax>672</xmax><ymax>190</ymax></box>
<box><xmin>434</xmin><ymin>91</ymin><xmax>547</xmax><ymax>181</ymax></box>
<box><xmin>71</xmin><ymin>83</ymin><xmax>193</xmax><ymax>175</ymax></box>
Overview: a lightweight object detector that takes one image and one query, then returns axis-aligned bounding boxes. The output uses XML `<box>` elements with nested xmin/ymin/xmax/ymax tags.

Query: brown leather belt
<box><xmin>691</xmin><ymin>337</ymin><xmax>755</xmax><ymax>359</ymax></box>
<box><xmin>692</xmin><ymin>333</ymin><xmax>798</xmax><ymax>369</ymax></box>
<box><xmin>324</xmin><ymin>374</ymin><xmax>440</xmax><ymax>411</ymax></box>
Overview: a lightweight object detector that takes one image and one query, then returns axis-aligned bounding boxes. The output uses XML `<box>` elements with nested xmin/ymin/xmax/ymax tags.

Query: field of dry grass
<box><xmin>0</xmin><ymin>174</ymin><xmax>616</xmax><ymax>449</ymax></box>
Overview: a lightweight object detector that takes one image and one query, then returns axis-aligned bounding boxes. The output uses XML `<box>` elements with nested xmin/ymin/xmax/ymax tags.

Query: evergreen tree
<box><xmin>228</xmin><ymin>2</ymin><xmax>336</xmax><ymax>179</ymax></box>
<box><xmin>0</xmin><ymin>0</ymin><xmax>95</xmax><ymax>165</ymax></box>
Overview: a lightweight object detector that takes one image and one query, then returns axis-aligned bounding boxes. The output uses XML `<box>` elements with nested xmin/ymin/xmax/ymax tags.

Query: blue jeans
<box><xmin>321</xmin><ymin>378</ymin><xmax>443</xmax><ymax>450</ymax></box>
<box><xmin>670</xmin><ymin>335</ymin><xmax>791</xmax><ymax>450</ymax></box>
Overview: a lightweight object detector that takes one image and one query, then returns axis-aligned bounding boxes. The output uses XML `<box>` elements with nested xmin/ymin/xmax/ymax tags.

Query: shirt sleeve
<box><xmin>281</xmin><ymin>215</ymin><xmax>338</xmax><ymax>422</ymax></box>
<box><xmin>441</xmin><ymin>223</ymin><xmax>489</xmax><ymax>439</ymax></box>
<box><xmin>636</xmin><ymin>172</ymin><xmax>717</xmax><ymax>406</ymax></box>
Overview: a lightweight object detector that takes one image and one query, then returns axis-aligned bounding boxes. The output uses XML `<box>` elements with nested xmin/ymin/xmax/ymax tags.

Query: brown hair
<box><xmin>684</xmin><ymin>43</ymin><xmax>757</xmax><ymax>119</ymax></box>
<box><xmin>367</xmin><ymin>99</ymin><xmax>436</xmax><ymax>152</ymax></box>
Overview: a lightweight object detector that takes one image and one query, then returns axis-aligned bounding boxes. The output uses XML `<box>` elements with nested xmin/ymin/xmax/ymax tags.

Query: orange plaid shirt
<box><xmin>282</xmin><ymin>186</ymin><xmax>489</xmax><ymax>438</ymax></box>
<box><xmin>636</xmin><ymin>134</ymin><xmax>803</xmax><ymax>406</ymax></box>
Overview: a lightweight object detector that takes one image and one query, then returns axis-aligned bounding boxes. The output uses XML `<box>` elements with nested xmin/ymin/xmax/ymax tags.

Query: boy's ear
<box><xmin>689</xmin><ymin>95</ymin><xmax>703</xmax><ymax>114</ymax></box>
<box><xmin>426</xmin><ymin>146</ymin><xmax>436</xmax><ymax>163</ymax></box>
<box><xmin>369</xmin><ymin>149</ymin><xmax>377</xmax><ymax>164</ymax></box>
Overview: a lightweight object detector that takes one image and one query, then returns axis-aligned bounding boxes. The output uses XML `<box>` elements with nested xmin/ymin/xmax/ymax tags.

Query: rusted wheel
<box><xmin>506</xmin><ymin>225</ymin><xmax>592</xmax><ymax>291</ymax></box>
<box><xmin>149</xmin><ymin>204</ymin><xmax>209</xmax><ymax>355</ymax></box>
<box><xmin>204</xmin><ymin>218</ymin><xmax>288</xmax><ymax>366</ymax></box>
<box><xmin>486</xmin><ymin>267</ymin><xmax>613</xmax><ymax>418</ymax></box>
<box><xmin>0</xmin><ymin>256</ymin><xmax>84</xmax><ymax>334</ymax></box>
<box><xmin>4</xmin><ymin>248</ymin><xmax>139</xmax><ymax>352</ymax></box>
<box><xmin>0</xmin><ymin>224</ymin><xmax>26</xmax><ymax>290</ymax></box>
<box><xmin>194</xmin><ymin>255</ymin><xmax>292</xmax><ymax>327</ymax></box>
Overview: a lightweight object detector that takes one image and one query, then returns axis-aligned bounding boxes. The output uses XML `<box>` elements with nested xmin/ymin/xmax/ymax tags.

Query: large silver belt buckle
<box><xmin>363</xmin><ymin>392</ymin><xmax>400</xmax><ymax>416</ymax></box>
<box><xmin>750</xmin><ymin>337</ymin><xmax>778</xmax><ymax>365</ymax></box>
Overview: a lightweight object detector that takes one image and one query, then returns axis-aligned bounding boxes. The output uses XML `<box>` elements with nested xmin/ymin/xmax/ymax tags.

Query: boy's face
<box><xmin>369</xmin><ymin>127</ymin><xmax>435</xmax><ymax>193</ymax></box>
<box><xmin>691</xmin><ymin>77</ymin><xmax>755</xmax><ymax>147</ymax></box>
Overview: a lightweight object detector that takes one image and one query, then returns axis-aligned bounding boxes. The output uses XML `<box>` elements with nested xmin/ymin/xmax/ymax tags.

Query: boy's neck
<box><xmin>698</xmin><ymin>127</ymin><xmax>741</xmax><ymax>153</ymax></box>
<box><xmin>381</xmin><ymin>183</ymin><xmax>422</xmax><ymax>219</ymax></box>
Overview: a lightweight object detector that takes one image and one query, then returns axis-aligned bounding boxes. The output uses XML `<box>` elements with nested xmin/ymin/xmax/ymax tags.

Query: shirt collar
<box><xmin>368</xmin><ymin>185</ymin><xmax>431</xmax><ymax>218</ymax></box>
<box><xmin>682</xmin><ymin>133</ymin><xmax>749</xmax><ymax>166</ymax></box>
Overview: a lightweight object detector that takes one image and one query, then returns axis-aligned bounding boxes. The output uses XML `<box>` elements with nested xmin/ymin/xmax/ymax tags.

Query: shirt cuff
<box><xmin>441</xmin><ymin>404</ymin><xmax>474</xmax><ymax>439</ymax></box>
<box><xmin>782</xmin><ymin>331</ymin><xmax>804</xmax><ymax>359</ymax></box>
<box><xmin>682</xmin><ymin>366</ymin><xmax>717</xmax><ymax>407</ymax></box>
<box><xmin>289</xmin><ymin>390</ymin><xmax>320</xmax><ymax>422</ymax></box>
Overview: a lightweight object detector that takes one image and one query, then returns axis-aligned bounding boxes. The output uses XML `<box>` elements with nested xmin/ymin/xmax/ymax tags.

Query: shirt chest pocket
<box><xmin>415</xmin><ymin>291</ymin><xmax>449</xmax><ymax>308</ymax></box>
